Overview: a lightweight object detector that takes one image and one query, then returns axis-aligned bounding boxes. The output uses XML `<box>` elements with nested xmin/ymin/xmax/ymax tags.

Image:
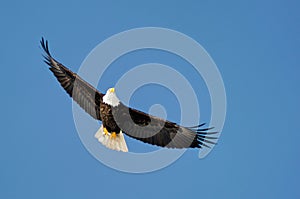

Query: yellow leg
<box><xmin>103</xmin><ymin>127</ymin><xmax>109</xmax><ymax>135</ymax></box>
<box><xmin>110</xmin><ymin>132</ymin><xmax>117</xmax><ymax>139</ymax></box>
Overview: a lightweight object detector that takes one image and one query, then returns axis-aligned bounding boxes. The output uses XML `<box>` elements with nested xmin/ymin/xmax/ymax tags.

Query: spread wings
<box><xmin>41</xmin><ymin>38</ymin><xmax>217</xmax><ymax>149</ymax></box>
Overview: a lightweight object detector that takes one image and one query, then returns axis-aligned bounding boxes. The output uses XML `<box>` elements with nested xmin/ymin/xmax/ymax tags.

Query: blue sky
<box><xmin>1</xmin><ymin>0</ymin><xmax>299</xmax><ymax>198</ymax></box>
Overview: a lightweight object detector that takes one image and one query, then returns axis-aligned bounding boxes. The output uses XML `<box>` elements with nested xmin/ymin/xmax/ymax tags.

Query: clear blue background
<box><xmin>1</xmin><ymin>0</ymin><xmax>299</xmax><ymax>198</ymax></box>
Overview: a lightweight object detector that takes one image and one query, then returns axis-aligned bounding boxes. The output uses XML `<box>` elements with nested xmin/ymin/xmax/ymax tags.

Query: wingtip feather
<box><xmin>40</xmin><ymin>37</ymin><xmax>51</xmax><ymax>57</ymax></box>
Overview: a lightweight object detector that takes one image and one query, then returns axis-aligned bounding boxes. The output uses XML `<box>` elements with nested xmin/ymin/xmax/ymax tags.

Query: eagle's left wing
<box><xmin>41</xmin><ymin>38</ymin><xmax>104</xmax><ymax>120</ymax></box>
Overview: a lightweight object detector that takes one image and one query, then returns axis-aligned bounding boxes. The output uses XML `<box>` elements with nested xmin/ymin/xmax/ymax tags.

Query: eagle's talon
<box><xmin>103</xmin><ymin>127</ymin><xmax>109</xmax><ymax>136</ymax></box>
<box><xmin>110</xmin><ymin>132</ymin><xmax>117</xmax><ymax>139</ymax></box>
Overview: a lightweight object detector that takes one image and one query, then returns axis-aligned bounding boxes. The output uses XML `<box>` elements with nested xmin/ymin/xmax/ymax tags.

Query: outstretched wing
<box><xmin>113</xmin><ymin>104</ymin><xmax>218</xmax><ymax>149</ymax></box>
<box><xmin>40</xmin><ymin>38</ymin><xmax>104</xmax><ymax>120</ymax></box>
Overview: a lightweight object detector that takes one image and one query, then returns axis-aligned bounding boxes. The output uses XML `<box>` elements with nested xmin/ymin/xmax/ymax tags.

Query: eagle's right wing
<box><xmin>113</xmin><ymin>104</ymin><xmax>217</xmax><ymax>149</ymax></box>
<box><xmin>41</xmin><ymin>38</ymin><xmax>104</xmax><ymax>121</ymax></box>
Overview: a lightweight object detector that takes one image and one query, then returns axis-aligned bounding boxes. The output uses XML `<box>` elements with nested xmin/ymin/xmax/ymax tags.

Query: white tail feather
<box><xmin>95</xmin><ymin>125</ymin><xmax>128</xmax><ymax>152</ymax></box>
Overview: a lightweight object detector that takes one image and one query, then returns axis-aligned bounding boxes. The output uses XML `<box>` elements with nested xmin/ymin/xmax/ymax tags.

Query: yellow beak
<box><xmin>109</xmin><ymin>88</ymin><xmax>115</xmax><ymax>93</ymax></box>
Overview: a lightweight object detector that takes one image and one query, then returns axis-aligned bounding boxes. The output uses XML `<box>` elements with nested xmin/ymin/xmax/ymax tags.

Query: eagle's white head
<box><xmin>103</xmin><ymin>87</ymin><xmax>120</xmax><ymax>107</ymax></box>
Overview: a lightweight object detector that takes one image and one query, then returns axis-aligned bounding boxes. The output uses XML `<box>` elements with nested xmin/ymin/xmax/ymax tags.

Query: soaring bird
<box><xmin>41</xmin><ymin>38</ymin><xmax>217</xmax><ymax>152</ymax></box>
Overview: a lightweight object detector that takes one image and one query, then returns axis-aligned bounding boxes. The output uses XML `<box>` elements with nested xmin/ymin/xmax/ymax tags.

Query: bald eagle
<box><xmin>41</xmin><ymin>38</ymin><xmax>217</xmax><ymax>152</ymax></box>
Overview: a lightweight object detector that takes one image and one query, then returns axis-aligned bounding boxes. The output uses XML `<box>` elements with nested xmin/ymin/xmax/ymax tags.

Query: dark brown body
<box><xmin>100</xmin><ymin>102</ymin><xmax>121</xmax><ymax>134</ymax></box>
